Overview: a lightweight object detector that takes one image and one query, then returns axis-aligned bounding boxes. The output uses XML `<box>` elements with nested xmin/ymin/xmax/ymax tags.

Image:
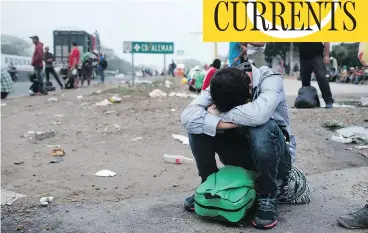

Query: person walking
<box><xmin>30</xmin><ymin>35</ymin><xmax>45</xmax><ymax>94</ymax></box>
<box><xmin>98</xmin><ymin>53</ymin><xmax>107</xmax><ymax>84</ymax></box>
<box><xmin>299</xmin><ymin>42</ymin><xmax>334</xmax><ymax>108</ymax></box>
<box><xmin>43</xmin><ymin>46</ymin><xmax>63</xmax><ymax>89</ymax></box>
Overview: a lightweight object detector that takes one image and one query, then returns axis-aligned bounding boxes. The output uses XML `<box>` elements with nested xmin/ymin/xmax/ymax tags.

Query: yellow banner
<box><xmin>203</xmin><ymin>0</ymin><xmax>367</xmax><ymax>42</ymax></box>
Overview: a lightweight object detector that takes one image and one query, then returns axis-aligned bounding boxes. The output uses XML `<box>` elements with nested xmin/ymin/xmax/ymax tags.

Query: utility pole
<box><xmin>214</xmin><ymin>42</ymin><xmax>218</xmax><ymax>59</ymax></box>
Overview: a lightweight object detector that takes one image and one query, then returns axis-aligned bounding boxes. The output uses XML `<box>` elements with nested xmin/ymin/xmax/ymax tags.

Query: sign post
<box><xmin>123</xmin><ymin>41</ymin><xmax>174</xmax><ymax>85</ymax></box>
<box><xmin>164</xmin><ymin>54</ymin><xmax>166</xmax><ymax>83</ymax></box>
<box><xmin>131</xmin><ymin>53</ymin><xmax>135</xmax><ymax>86</ymax></box>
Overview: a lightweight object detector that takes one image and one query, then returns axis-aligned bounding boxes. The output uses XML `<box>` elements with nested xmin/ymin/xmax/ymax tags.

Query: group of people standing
<box><xmin>29</xmin><ymin>35</ymin><xmax>107</xmax><ymax>95</ymax></box>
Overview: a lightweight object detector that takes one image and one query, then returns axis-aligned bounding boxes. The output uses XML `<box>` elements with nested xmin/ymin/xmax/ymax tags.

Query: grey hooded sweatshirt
<box><xmin>180</xmin><ymin>65</ymin><xmax>297</xmax><ymax>162</ymax></box>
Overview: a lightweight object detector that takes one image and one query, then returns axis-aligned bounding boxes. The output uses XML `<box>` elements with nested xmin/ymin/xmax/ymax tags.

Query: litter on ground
<box><xmin>331</xmin><ymin>126</ymin><xmax>368</xmax><ymax>144</ymax></box>
<box><xmin>109</xmin><ymin>96</ymin><xmax>122</xmax><ymax>103</ymax></box>
<box><xmin>96</xmin><ymin>99</ymin><xmax>112</xmax><ymax>106</ymax></box>
<box><xmin>149</xmin><ymin>89</ymin><xmax>167</xmax><ymax>98</ymax></box>
<box><xmin>323</xmin><ymin>120</ymin><xmax>344</xmax><ymax>129</ymax></box>
<box><xmin>172</xmin><ymin>134</ymin><xmax>189</xmax><ymax>145</ymax></box>
<box><xmin>131</xmin><ymin>137</ymin><xmax>143</xmax><ymax>141</ymax></box>
<box><xmin>95</xmin><ymin>170</ymin><xmax>116</xmax><ymax>177</ymax></box>
<box><xmin>1</xmin><ymin>190</ymin><xmax>26</xmax><ymax>205</ymax></box>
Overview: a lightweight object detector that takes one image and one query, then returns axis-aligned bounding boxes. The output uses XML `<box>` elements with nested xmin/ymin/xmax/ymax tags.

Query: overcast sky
<box><xmin>1</xmin><ymin>0</ymin><xmax>231</xmax><ymax>68</ymax></box>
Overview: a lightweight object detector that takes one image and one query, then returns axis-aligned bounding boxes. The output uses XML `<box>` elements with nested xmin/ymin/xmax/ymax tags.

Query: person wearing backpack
<box><xmin>181</xmin><ymin>63</ymin><xmax>296</xmax><ymax>229</ymax></box>
<box><xmin>98</xmin><ymin>53</ymin><xmax>107</xmax><ymax>84</ymax></box>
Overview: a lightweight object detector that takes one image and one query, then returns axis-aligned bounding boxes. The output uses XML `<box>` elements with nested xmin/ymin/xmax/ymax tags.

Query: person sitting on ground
<box><xmin>181</xmin><ymin>63</ymin><xmax>296</xmax><ymax>229</ymax></box>
<box><xmin>201</xmin><ymin>59</ymin><xmax>222</xmax><ymax>91</ymax></box>
<box><xmin>1</xmin><ymin>68</ymin><xmax>13</xmax><ymax>99</ymax></box>
<box><xmin>81</xmin><ymin>57</ymin><xmax>93</xmax><ymax>87</ymax></box>
<box><xmin>353</xmin><ymin>67</ymin><xmax>363</xmax><ymax>84</ymax></box>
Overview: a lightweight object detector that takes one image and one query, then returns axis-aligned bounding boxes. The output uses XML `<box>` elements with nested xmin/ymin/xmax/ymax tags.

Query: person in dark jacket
<box><xmin>299</xmin><ymin>42</ymin><xmax>334</xmax><ymax>108</ymax></box>
<box><xmin>30</xmin><ymin>35</ymin><xmax>45</xmax><ymax>94</ymax></box>
<box><xmin>43</xmin><ymin>46</ymin><xmax>63</xmax><ymax>89</ymax></box>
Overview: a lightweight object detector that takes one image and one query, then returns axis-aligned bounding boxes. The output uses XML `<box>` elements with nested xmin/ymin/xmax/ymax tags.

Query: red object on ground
<box><xmin>202</xmin><ymin>67</ymin><xmax>217</xmax><ymax>90</ymax></box>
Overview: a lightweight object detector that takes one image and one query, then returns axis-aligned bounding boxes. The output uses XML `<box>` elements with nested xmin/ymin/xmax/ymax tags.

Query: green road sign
<box><xmin>123</xmin><ymin>41</ymin><xmax>174</xmax><ymax>54</ymax></box>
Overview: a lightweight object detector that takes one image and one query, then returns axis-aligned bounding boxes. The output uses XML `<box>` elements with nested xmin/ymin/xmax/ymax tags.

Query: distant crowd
<box><xmin>1</xmin><ymin>35</ymin><xmax>109</xmax><ymax>99</ymax></box>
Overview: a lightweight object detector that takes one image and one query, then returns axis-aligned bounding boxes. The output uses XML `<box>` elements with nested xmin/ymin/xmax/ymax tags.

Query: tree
<box><xmin>331</xmin><ymin>45</ymin><xmax>348</xmax><ymax>66</ymax></box>
<box><xmin>100</xmin><ymin>46</ymin><xmax>132</xmax><ymax>73</ymax></box>
<box><xmin>331</xmin><ymin>43</ymin><xmax>360</xmax><ymax>68</ymax></box>
<box><xmin>1</xmin><ymin>34</ymin><xmax>33</xmax><ymax>56</ymax></box>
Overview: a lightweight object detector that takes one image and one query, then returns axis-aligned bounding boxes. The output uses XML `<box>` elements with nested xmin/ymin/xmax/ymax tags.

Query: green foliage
<box><xmin>331</xmin><ymin>43</ymin><xmax>360</xmax><ymax>68</ymax></box>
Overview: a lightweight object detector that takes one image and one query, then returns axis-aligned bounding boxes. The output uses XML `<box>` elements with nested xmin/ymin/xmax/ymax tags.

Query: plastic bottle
<box><xmin>163</xmin><ymin>154</ymin><xmax>193</xmax><ymax>164</ymax></box>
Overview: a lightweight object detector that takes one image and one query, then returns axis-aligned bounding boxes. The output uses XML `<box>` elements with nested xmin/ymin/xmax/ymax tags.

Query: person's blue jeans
<box><xmin>188</xmin><ymin>119</ymin><xmax>291</xmax><ymax>195</ymax></box>
<box><xmin>34</xmin><ymin>67</ymin><xmax>45</xmax><ymax>93</ymax></box>
<box><xmin>99</xmin><ymin>69</ymin><xmax>105</xmax><ymax>83</ymax></box>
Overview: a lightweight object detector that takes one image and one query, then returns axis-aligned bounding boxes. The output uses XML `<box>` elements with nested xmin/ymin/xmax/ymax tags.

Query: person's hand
<box><xmin>233</xmin><ymin>57</ymin><xmax>240</xmax><ymax>63</ymax></box>
<box><xmin>207</xmin><ymin>104</ymin><xmax>220</xmax><ymax>115</ymax></box>
<box><xmin>323</xmin><ymin>55</ymin><xmax>330</xmax><ymax>64</ymax></box>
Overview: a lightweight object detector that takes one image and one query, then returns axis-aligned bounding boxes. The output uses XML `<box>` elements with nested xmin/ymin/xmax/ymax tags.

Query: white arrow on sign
<box><xmin>134</xmin><ymin>44</ymin><xmax>141</xmax><ymax>52</ymax></box>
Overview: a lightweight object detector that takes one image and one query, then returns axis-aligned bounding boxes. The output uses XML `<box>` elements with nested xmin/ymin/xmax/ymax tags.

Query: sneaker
<box><xmin>325</xmin><ymin>103</ymin><xmax>333</xmax><ymax>109</ymax></box>
<box><xmin>252</xmin><ymin>194</ymin><xmax>278</xmax><ymax>229</ymax></box>
<box><xmin>184</xmin><ymin>195</ymin><xmax>195</xmax><ymax>212</ymax></box>
<box><xmin>337</xmin><ymin>204</ymin><xmax>368</xmax><ymax>229</ymax></box>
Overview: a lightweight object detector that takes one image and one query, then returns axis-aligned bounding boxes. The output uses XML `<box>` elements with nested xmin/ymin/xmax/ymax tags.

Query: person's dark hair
<box><xmin>210</xmin><ymin>67</ymin><xmax>251</xmax><ymax>113</ymax></box>
<box><xmin>72</xmin><ymin>42</ymin><xmax>77</xmax><ymax>46</ymax></box>
<box><xmin>212</xmin><ymin>59</ymin><xmax>221</xmax><ymax>69</ymax></box>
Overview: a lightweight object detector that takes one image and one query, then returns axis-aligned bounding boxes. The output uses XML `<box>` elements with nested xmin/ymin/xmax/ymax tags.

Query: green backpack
<box><xmin>194</xmin><ymin>166</ymin><xmax>256</xmax><ymax>223</ymax></box>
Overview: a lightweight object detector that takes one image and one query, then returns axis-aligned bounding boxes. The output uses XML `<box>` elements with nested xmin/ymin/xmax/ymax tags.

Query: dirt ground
<box><xmin>1</xmin><ymin>79</ymin><xmax>368</xmax><ymax>209</ymax></box>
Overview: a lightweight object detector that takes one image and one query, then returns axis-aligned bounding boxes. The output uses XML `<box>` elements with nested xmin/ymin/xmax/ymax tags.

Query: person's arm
<box><xmin>323</xmin><ymin>43</ymin><xmax>330</xmax><ymax>64</ymax></box>
<box><xmin>247</xmin><ymin>42</ymin><xmax>266</xmax><ymax>47</ymax></box>
<box><xmin>181</xmin><ymin>89</ymin><xmax>237</xmax><ymax>136</ymax></box>
<box><xmin>220</xmin><ymin>74</ymin><xmax>283</xmax><ymax>127</ymax></box>
<box><xmin>234</xmin><ymin>44</ymin><xmax>247</xmax><ymax>62</ymax></box>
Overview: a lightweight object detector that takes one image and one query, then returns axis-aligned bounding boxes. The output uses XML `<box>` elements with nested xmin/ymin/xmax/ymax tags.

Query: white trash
<box><xmin>175</xmin><ymin>93</ymin><xmax>188</xmax><ymax>98</ymax></box>
<box><xmin>168</xmin><ymin>92</ymin><xmax>176</xmax><ymax>97</ymax></box>
<box><xmin>163</xmin><ymin>154</ymin><xmax>193</xmax><ymax>164</ymax></box>
<box><xmin>39</xmin><ymin>196</ymin><xmax>54</xmax><ymax>207</ymax></box>
<box><xmin>77</xmin><ymin>96</ymin><xmax>83</xmax><ymax>99</ymax></box>
<box><xmin>172</xmin><ymin>134</ymin><xmax>189</xmax><ymax>145</ymax></box>
<box><xmin>131</xmin><ymin>137</ymin><xmax>143</xmax><ymax>141</ymax></box>
<box><xmin>95</xmin><ymin>170</ymin><xmax>116</xmax><ymax>177</ymax></box>
<box><xmin>149</xmin><ymin>89</ymin><xmax>167</xmax><ymax>98</ymax></box>
<box><xmin>165</xmin><ymin>80</ymin><xmax>173</xmax><ymax>88</ymax></box>
<box><xmin>47</xmin><ymin>97</ymin><xmax>58</xmax><ymax>102</ymax></box>
<box><xmin>96</xmin><ymin>99</ymin><xmax>112</xmax><ymax>107</ymax></box>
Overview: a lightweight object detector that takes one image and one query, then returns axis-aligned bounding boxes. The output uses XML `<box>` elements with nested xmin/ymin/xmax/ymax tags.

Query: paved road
<box><xmin>11</xmin><ymin>76</ymin><xmax>368</xmax><ymax>98</ymax></box>
<box><xmin>10</xmin><ymin>75</ymin><xmax>168</xmax><ymax>97</ymax></box>
<box><xmin>2</xmin><ymin>167</ymin><xmax>367</xmax><ymax>233</ymax></box>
